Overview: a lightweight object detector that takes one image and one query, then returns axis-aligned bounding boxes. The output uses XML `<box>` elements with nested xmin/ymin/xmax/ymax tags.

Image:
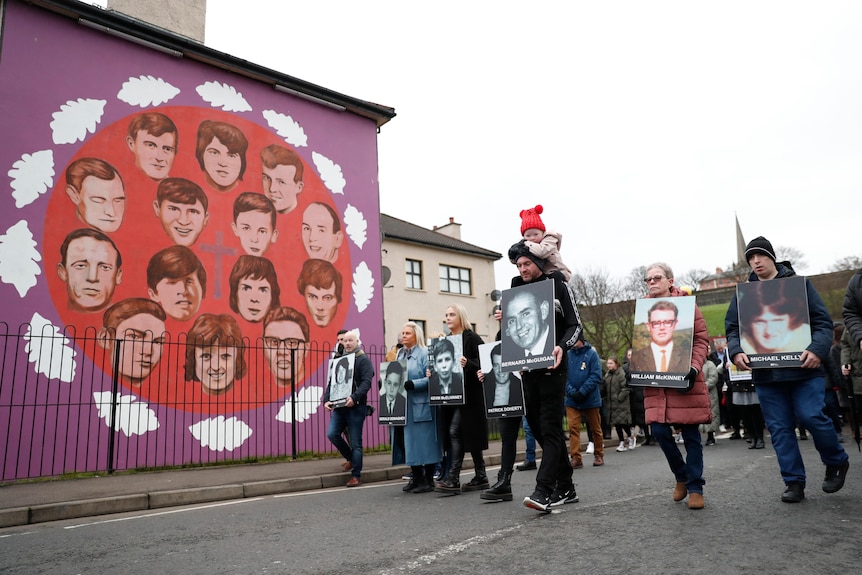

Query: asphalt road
<box><xmin>1</xmin><ymin>438</ymin><xmax>860</xmax><ymax>575</ymax></box>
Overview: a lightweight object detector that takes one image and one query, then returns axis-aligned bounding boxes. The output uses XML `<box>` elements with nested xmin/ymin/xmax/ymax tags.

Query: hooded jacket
<box><xmin>643</xmin><ymin>285</ymin><xmax>712</xmax><ymax>425</ymax></box>
<box><xmin>725</xmin><ymin>261</ymin><xmax>833</xmax><ymax>385</ymax></box>
<box><xmin>564</xmin><ymin>341</ymin><xmax>603</xmax><ymax>409</ymax></box>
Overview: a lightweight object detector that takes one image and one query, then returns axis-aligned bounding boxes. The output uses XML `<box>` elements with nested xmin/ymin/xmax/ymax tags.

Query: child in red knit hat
<box><xmin>519</xmin><ymin>205</ymin><xmax>572</xmax><ymax>281</ymax></box>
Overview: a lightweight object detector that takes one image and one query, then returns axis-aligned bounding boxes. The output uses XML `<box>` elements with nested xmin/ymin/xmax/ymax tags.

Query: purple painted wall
<box><xmin>0</xmin><ymin>0</ymin><xmax>386</xmax><ymax>479</ymax></box>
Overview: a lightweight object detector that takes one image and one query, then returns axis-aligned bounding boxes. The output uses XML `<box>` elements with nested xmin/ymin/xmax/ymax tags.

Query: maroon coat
<box><xmin>644</xmin><ymin>286</ymin><xmax>712</xmax><ymax>425</ymax></box>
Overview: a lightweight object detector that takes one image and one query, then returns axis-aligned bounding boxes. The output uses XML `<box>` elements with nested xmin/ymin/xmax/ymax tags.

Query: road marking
<box><xmin>63</xmin><ymin>497</ymin><xmax>264</xmax><ymax>530</ymax></box>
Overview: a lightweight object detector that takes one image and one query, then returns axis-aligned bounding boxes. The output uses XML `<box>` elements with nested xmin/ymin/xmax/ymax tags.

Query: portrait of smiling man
<box><xmin>501</xmin><ymin>280</ymin><xmax>556</xmax><ymax>372</ymax></box>
<box><xmin>260</xmin><ymin>144</ymin><xmax>304</xmax><ymax>214</ymax></box>
<box><xmin>152</xmin><ymin>178</ymin><xmax>210</xmax><ymax>246</ymax></box>
<box><xmin>57</xmin><ymin>228</ymin><xmax>123</xmax><ymax>313</ymax></box>
<box><xmin>301</xmin><ymin>202</ymin><xmax>343</xmax><ymax>262</ymax></box>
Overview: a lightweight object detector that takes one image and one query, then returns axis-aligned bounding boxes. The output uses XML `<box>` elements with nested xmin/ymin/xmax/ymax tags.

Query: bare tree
<box><xmin>829</xmin><ymin>255</ymin><xmax>862</xmax><ymax>272</ymax></box>
<box><xmin>775</xmin><ymin>245</ymin><xmax>807</xmax><ymax>272</ymax></box>
<box><xmin>569</xmin><ymin>268</ymin><xmax>632</xmax><ymax>359</ymax></box>
<box><xmin>677</xmin><ymin>268</ymin><xmax>711</xmax><ymax>291</ymax></box>
<box><xmin>620</xmin><ymin>265</ymin><xmax>649</xmax><ymax>300</ymax></box>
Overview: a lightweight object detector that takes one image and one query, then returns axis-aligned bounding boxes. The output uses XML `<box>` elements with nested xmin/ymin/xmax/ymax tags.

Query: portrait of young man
<box><xmin>126</xmin><ymin>112</ymin><xmax>178</xmax><ymax>181</ymax></box>
<box><xmin>98</xmin><ymin>298</ymin><xmax>167</xmax><ymax>387</ymax></box>
<box><xmin>262</xmin><ymin>306</ymin><xmax>309</xmax><ymax>388</ymax></box>
<box><xmin>152</xmin><ymin>178</ymin><xmax>210</xmax><ymax>247</ymax></box>
<box><xmin>231</xmin><ymin>192</ymin><xmax>279</xmax><ymax>257</ymax></box>
<box><xmin>378</xmin><ymin>360</ymin><xmax>407</xmax><ymax>423</ymax></box>
<box><xmin>195</xmin><ymin>120</ymin><xmax>248</xmax><ymax>193</ymax></box>
<box><xmin>296</xmin><ymin>259</ymin><xmax>342</xmax><ymax>327</ymax></box>
<box><xmin>629</xmin><ymin>297</ymin><xmax>696</xmax><ymax>386</ymax></box>
<box><xmin>65</xmin><ymin>158</ymin><xmax>126</xmax><ymax>233</ymax></box>
<box><xmin>146</xmin><ymin>245</ymin><xmax>207</xmax><ymax>322</ymax></box>
<box><xmin>301</xmin><ymin>202</ymin><xmax>343</xmax><ymax>263</ymax></box>
<box><xmin>260</xmin><ymin>144</ymin><xmax>304</xmax><ymax>214</ymax></box>
<box><xmin>738</xmin><ymin>276</ymin><xmax>811</xmax><ymax>364</ymax></box>
<box><xmin>479</xmin><ymin>342</ymin><xmax>525</xmax><ymax>418</ymax></box>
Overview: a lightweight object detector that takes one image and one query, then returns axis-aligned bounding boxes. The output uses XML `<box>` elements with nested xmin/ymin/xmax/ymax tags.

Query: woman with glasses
<box><xmin>639</xmin><ymin>262</ymin><xmax>712</xmax><ymax>510</ymax></box>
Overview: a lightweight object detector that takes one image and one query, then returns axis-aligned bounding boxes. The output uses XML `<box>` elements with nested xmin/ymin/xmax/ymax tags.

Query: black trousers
<box><xmin>523</xmin><ymin>369</ymin><xmax>573</xmax><ymax>494</ymax></box>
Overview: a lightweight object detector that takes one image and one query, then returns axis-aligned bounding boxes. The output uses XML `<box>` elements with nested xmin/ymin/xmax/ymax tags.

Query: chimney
<box><xmin>107</xmin><ymin>0</ymin><xmax>207</xmax><ymax>42</ymax></box>
<box><xmin>434</xmin><ymin>217</ymin><xmax>461</xmax><ymax>240</ymax></box>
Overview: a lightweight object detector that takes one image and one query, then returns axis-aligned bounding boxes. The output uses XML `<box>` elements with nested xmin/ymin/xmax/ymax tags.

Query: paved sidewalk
<box><xmin>2</xmin><ymin>437</ymin><xmax>613</xmax><ymax>528</ymax></box>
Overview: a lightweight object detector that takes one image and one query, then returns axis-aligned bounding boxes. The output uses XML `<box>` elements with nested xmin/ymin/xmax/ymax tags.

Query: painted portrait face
<box><xmin>148</xmin><ymin>273</ymin><xmax>203</xmax><ymax>321</ymax></box>
<box><xmin>57</xmin><ymin>236</ymin><xmax>122</xmax><ymax>312</ymax></box>
<box><xmin>203</xmin><ymin>137</ymin><xmax>242</xmax><ymax>191</ymax></box>
<box><xmin>505</xmin><ymin>291</ymin><xmax>548</xmax><ymax>350</ymax></box>
<box><xmin>195</xmin><ymin>344</ymin><xmax>238</xmax><ymax>394</ymax></box>
<box><xmin>263</xmin><ymin>321</ymin><xmax>307</xmax><ymax>386</ymax></box>
<box><xmin>647</xmin><ymin>309</ymin><xmax>677</xmax><ymax>347</ymax></box>
<box><xmin>262</xmin><ymin>164</ymin><xmax>303</xmax><ymax>214</ymax></box>
<box><xmin>301</xmin><ymin>203</ymin><xmax>343</xmax><ymax>262</ymax></box>
<box><xmin>153</xmin><ymin>199</ymin><xmax>209</xmax><ymax>246</ymax></box>
<box><xmin>751</xmin><ymin>308</ymin><xmax>791</xmax><ymax>352</ymax></box>
<box><xmin>113</xmin><ymin>313</ymin><xmax>166</xmax><ymax>385</ymax></box>
<box><xmin>237</xmin><ymin>276</ymin><xmax>273</xmax><ymax>322</ymax></box>
<box><xmin>435</xmin><ymin>350</ymin><xmax>454</xmax><ymax>380</ymax></box>
<box><xmin>127</xmin><ymin>130</ymin><xmax>176</xmax><ymax>180</ymax></box>
<box><xmin>383</xmin><ymin>372</ymin><xmax>400</xmax><ymax>401</ymax></box>
<box><xmin>304</xmin><ymin>283</ymin><xmax>338</xmax><ymax>327</ymax></box>
<box><xmin>232</xmin><ymin>210</ymin><xmax>278</xmax><ymax>256</ymax></box>
<box><xmin>67</xmin><ymin>175</ymin><xmax>126</xmax><ymax>233</ymax></box>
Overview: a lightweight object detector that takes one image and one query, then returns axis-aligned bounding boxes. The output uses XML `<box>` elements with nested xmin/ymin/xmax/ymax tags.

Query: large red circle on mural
<box><xmin>43</xmin><ymin>106</ymin><xmax>350</xmax><ymax>414</ymax></box>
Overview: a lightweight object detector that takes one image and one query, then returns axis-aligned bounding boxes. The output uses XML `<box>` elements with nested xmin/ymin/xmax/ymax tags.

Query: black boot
<box><xmin>404</xmin><ymin>465</ymin><xmax>422</xmax><ymax>492</ymax></box>
<box><xmin>413</xmin><ymin>464</ymin><xmax>436</xmax><ymax>493</ymax></box>
<box><xmin>463</xmin><ymin>454</ymin><xmax>489</xmax><ymax>491</ymax></box>
<box><xmin>480</xmin><ymin>470</ymin><xmax>513</xmax><ymax>501</ymax></box>
<box><xmin>435</xmin><ymin>472</ymin><xmax>461</xmax><ymax>493</ymax></box>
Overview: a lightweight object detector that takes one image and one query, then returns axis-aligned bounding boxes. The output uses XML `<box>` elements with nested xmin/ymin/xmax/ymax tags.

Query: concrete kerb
<box><xmin>0</xmin><ymin>448</ymin><xmax>546</xmax><ymax>528</ymax></box>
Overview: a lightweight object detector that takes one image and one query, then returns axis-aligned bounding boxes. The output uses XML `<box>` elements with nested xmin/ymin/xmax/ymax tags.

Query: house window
<box><xmin>409</xmin><ymin>319</ymin><xmax>427</xmax><ymax>338</ymax></box>
<box><xmin>439</xmin><ymin>265</ymin><xmax>472</xmax><ymax>295</ymax></box>
<box><xmin>406</xmin><ymin>259</ymin><xmax>423</xmax><ymax>290</ymax></box>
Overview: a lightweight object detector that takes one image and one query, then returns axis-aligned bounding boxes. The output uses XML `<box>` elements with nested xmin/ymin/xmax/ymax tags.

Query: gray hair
<box><xmin>645</xmin><ymin>262</ymin><xmax>674</xmax><ymax>279</ymax></box>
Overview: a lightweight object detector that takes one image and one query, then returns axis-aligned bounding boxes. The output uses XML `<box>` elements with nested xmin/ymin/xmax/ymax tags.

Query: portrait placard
<box><xmin>428</xmin><ymin>334</ymin><xmax>465</xmax><ymax>405</ymax></box>
<box><xmin>501</xmin><ymin>281</ymin><xmax>556</xmax><ymax>373</ymax></box>
<box><xmin>378</xmin><ymin>360</ymin><xmax>407</xmax><ymax>425</ymax></box>
<box><xmin>728</xmin><ymin>363</ymin><xmax>753</xmax><ymax>382</ymax></box>
<box><xmin>478</xmin><ymin>342</ymin><xmax>525</xmax><ymax>418</ymax></box>
<box><xmin>327</xmin><ymin>353</ymin><xmax>355</xmax><ymax>408</ymax></box>
<box><xmin>628</xmin><ymin>296</ymin><xmax>696</xmax><ymax>388</ymax></box>
<box><xmin>737</xmin><ymin>276</ymin><xmax>811</xmax><ymax>369</ymax></box>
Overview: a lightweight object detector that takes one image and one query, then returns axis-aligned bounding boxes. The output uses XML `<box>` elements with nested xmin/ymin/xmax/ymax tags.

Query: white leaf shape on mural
<box><xmin>189</xmin><ymin>416</ymin><xmax>253</xmax><ymax>452</ymax></box>
<box><xmin>0</xmin><ymin>220</ymin><xmax>42</xmax><ymax>298</ymax></box>
<box><xmin>343</xmin><ymin>204</ymin><xmax>367</xmax><ymax>249</ymax></box>
<box><xmin>352</xmin><ymin>261</ymin><xmax>374</xmax><ymax>313</ymax></box>
<box><xmin>196</xmin><ymin>81</ymin><xmax>252</xmax><ymax>112</ymax></box>
<box><xmin>262</xmin><ymin>110</ymin><xmax>308</xmax><ymax>147</ymax></box>
<box><xmin>312</xmin><ymin>152</ymin><xmax>345</xmax><ymax>195</ymax></box>
<box><xmin>275</xmin><ymin>385</ymin><xmax>324</xmax><ymax>424</ymax></box>
<box><xmin>93</xmin><ymin>391</ymin><xmax>160</xmax><ymax>436</ymax></box>
<box><xmin>8</xmin><ymin>150</ymin><xmax>55</xmax><ymax>209</ymax></box>
<box><xmin>24</xmin><ymin>312</ymin><xmax>77</xmax><ymax>383</ymax></box>
<box><xmin>50</xmin><ymin>98</ymin><xmax>107</xmax><ymax>145</ymax></box>
<box><xmin>117</xmin><ymin>75</ymin><xmax>181</xmax><ymax>107</ymax></box>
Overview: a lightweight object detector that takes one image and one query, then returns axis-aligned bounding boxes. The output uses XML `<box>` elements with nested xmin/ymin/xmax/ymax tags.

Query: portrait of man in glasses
<box><xmin>629</xmin><ymin>297</ymin><xmax>696</xmax><ymax>386</ymax></box>
<box><xmin>262</xmin><ymin>306</ymin><xmax>309</xmax><ymax>388</ymax></box>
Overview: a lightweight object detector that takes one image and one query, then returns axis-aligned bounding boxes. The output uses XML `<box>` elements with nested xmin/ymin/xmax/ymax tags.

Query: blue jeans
<box><xmin>756</xmin><ymin>377</ymin><xmax>848</xmax><ymax>485</ymax></box>
<box><xmin>652</xmin><ymin>423</ymin><xmax>704</xmax><ymax>494</ymax></box>
<box><xmin>327</xmin><ymin>405</ymin><xmax>366</xmax><ymax>478</ymax></box>
<box><xmin>522</xmin><ymin>416</ymin><xmax>536</xmax><ymax>463</ymax></box>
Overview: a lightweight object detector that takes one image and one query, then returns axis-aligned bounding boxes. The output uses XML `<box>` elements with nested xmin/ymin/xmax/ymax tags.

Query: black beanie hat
<box><xmin>508</xmin><ymin>240</ymin><xmax>546</xmax><ymax>270</ymax></box>
<box><xmin>744</xmin><ymin>236</ymin><xmax>776</xmax><ymax>263</ymax></box>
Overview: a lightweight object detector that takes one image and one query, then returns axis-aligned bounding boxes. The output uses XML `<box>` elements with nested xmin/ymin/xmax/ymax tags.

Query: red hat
<box><xmin>519</xmin><ymin>205</ymin><xmax>546</xmax><ymax>235</ymax></box>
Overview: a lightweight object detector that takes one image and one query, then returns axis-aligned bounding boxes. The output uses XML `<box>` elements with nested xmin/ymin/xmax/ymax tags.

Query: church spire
<box><xmin>735</xmin><ymin>213</ymin><xmax>746</xmax><ymax>267</ymax></box>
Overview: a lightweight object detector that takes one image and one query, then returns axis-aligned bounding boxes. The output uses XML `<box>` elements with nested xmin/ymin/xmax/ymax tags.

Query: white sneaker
<box><xmin>616</xmin><ymin>441</ymin><xmax>627</xmax><ymax>452</ymax></box>
<box><xmin>675</xmin><ymin>433</ymin><xmax>684</xmax><ymax>444</ymax></box>
<box><xmin>628</xmin><ymin>437</ymin><xmax>637</xmax><ymax>450</ymax></box>
<box><xmin>586</xmin><ymin>441</ymin><xmax>595</xmax><ymax>454</ymax></box>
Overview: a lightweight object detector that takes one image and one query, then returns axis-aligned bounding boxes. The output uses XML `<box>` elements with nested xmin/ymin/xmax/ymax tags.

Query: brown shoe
<box><xmin>593</xmin><ymin>455</ymin><xmax>604</xmax><ymax>466</ymax></box>
<box><xmin>346</xmin><ymin>477</ymin><xmax>361</xmax><ymax>487</ymax></box>
<box><xmin>673</xmin><ymin>482</ymin><xmax>687</xmax><ymax>502</ymax></box>
<box><xmin>341</xmin><ymin>461</ymin><xmax>353</xmax><ymax>472</ymax></box>
<box><xmin>688</xmin><ymin>492</ymin><xmax>704</xmax><ymax>509</ymax></box>
<box><xmin>571</xmin><ymin>459</ymin><xmax>584</xmax><ymax>470</ymax></box>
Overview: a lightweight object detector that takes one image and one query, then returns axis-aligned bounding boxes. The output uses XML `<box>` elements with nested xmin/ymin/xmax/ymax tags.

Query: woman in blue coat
<box><xmin>397</xmin><ymin>321</ymin><xmax>443</xmax><ymax>493</ymax></box>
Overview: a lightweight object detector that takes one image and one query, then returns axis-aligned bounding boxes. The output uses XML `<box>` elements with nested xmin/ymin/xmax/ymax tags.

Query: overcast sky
<box><xmin>98</xmin><ymin>1</ymin><xmax>862</xmax><ymax>290</ymax></box>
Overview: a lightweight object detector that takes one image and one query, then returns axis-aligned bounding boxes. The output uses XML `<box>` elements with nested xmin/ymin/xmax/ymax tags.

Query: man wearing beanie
<box><xmin>498</xmin><ymin>239</ymin><xmax>583</xmax><ymax>511</ymax></box>
<box><xmin>725</xmin><ymin>236</ymin><xmax>849</xmax><ymax>503</ymax></box>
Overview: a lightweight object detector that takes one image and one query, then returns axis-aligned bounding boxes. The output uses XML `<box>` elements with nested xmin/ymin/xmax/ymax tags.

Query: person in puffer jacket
<box><xmin>565</xmin><ymin>336</ymin><xmax>604</xmax><ymax>468</ymax></box>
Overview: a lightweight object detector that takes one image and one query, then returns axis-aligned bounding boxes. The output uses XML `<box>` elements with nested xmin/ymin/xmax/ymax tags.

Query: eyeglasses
<box><xmin>263</xmin><ymin>337</ymin><xmax>305</xmax><ymax>349</ymax></box>
<box><xmin>644</xmin><ymin>275</ymin><xmax>666</xmax><ymax>284</ymax></box>
<box><xmin>648</xmin><ymin>320</ymin><xmax>676</xmax><ymax>328</ymax></box>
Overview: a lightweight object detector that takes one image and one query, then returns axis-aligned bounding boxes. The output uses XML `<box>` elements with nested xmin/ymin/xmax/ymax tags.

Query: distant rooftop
<box><xmin>381</xmin><ymin>214</ymin><xmax>502</xmax><ymax>260</ymax></box>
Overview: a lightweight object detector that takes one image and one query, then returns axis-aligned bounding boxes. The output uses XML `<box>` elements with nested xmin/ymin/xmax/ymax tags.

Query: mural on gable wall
<box><xmin>0</xmin><ymin>0</ymin><xmax>384</xmax><ymax>479</ymax></box>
